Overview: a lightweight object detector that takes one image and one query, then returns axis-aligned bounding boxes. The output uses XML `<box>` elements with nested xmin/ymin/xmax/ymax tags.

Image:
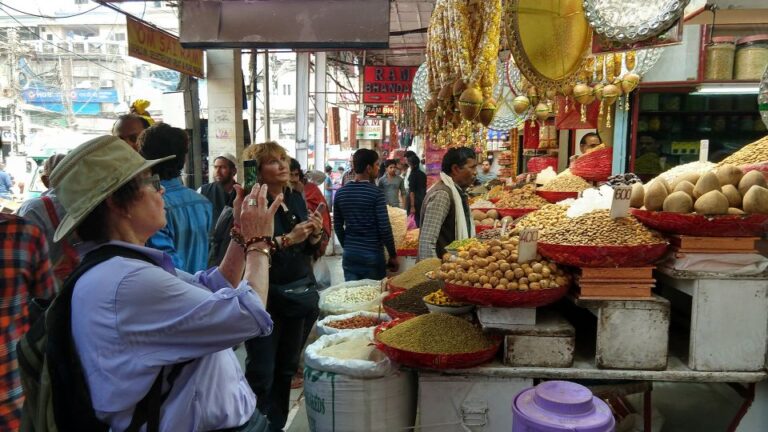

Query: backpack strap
<box><xmin>49</xmin><ymin>245</ymin><xmax>189</xmax><ymax>432</ymax></box>
<box><xmin>41</xmin><ymin>196</ymin><xmax>59</xmax><ymax>226</ymax></box>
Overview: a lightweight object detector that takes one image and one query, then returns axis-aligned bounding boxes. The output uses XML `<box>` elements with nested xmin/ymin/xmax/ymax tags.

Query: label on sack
<box><xmin>518</xmin><ymin>228</ymin><xmax>538</xmax><ymax>263</ymax></box>
<box><xmin>610</xmin><ymin>185</ymin><xmax>632</xmax><ymax>219</ymax></box>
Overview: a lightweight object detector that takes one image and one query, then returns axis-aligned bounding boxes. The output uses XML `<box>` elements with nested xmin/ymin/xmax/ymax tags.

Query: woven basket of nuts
<box><xmin>443</xmin><ymin>282</ymin><xmax>568</xmax><ymax>308</ymax></box>
<box><xmin>630</xmin><ymin>209</ymin><xmax>768</xmax><ymax>237</ymax></box>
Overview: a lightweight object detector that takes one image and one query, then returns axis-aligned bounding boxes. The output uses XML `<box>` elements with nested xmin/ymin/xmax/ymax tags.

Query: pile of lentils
<box><xmin>376</xmin><ymin>313</ymin><xmax>494</xmax><ymax>354</ymax></box>
<box><xmin>605</xmin><ymin>173</ymin><xmax>641</xmax><ymax>187</ymax></box>
<box><xmin>389</xmin><ymin>258</ymin><xmax>441</xmax><ymax>289</ymax></box>
<box><xmin>383</xmin><ymin>280</ymin><xmax>442</xmax><ymax>315</ymax></box>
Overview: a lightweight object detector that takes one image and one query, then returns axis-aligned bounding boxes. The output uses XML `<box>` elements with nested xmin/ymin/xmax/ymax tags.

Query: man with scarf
<box><xmin>418</xmin><ymin>147</ymin><xmax>477</xmax><ymax>260</ymax></box>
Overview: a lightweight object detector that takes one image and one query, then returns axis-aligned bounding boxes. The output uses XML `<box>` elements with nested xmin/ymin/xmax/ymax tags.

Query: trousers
<box><xmin>342</xmin><ymin>250</ymin><xmax>386</xmax><ymax>281</ymax></box>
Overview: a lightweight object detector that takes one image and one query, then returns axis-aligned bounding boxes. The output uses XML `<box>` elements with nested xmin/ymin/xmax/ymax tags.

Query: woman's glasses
<box><xmin>142</xmin><ymin>174</ymin><xmax>162</xmax><ymax>192</ymax></box>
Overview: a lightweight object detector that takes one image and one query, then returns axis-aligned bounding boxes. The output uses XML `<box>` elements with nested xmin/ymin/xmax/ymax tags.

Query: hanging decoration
<box><xmin>411</xmin><ymin>63</ymin><xmax>430</xmax><ymax>111</ymax></box>
<box><xmin>583</xmin><ymin>0</ymin><xmax>689</xmax><ymax>45</ymax></box>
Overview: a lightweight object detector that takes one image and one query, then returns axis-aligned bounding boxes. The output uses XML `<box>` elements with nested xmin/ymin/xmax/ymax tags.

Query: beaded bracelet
<box><xmin>244</xmin><ymin>236</ymin><xmax>275</xmax><ymax>253</ymax></box>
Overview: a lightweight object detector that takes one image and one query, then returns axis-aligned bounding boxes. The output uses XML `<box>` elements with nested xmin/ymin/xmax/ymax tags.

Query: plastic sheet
<box><xmin>537</xmin><ymin>242</ymin><xmax>669</xmax><ymax>268</ymax></box>
<box><xmin>442</xmin><ymin>282</ymin><xmax>569</xmax><ymax>308</ymax></box>
<box><xmin>536</xmin><ymin>190</ymin><xmax>579</xmax><ymax>203</ymax></box>
<box><xmin>630</xmin><ymin>209</ymin><xmax>768</xmax><ymax>237</ymax></box>
<box><xmin>305</xmin><ymin>329</ymin><xmax>394</xmax><ymax>378</ymax></box>
<box><xmin>374</xmin><ymin>319</ymin><xmax>501</xmax><ymax>369</ymax></box>
<box><xmin>571</xmin><ymin>147</ymin><xmax>612</xmax><ymax>181</ymax></box>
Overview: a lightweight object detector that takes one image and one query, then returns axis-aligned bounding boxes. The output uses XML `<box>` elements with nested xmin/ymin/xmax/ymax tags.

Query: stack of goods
<box><xmin>436</xmin><ymin>238</ymin><xmax>569</xmax><ymax>293</ymax></box>
<box><xmin>496</xmin><ymin>149</ymin><xmax>518</xmax><ymax>179</ymax></box>
<box><xmin>542</xmin><ymin>210</ymin><xmax>666</xmax><ymax>247</ymax></box>
<box><xmin>374</xmin><ymin>313</ymin><xmax>499</xmax><ymax>368</ymax></box>
<box><xmin>472</xmin><ymin>208</ymin><xmax>501</xmax><ymax>228</ymax></box>
<box><xmin>399</xmin><ymin>229</ymin><xmax>420</xmax><ymax>255</ymax></box>
<box><xmin>515</xmin><ymin>204</ymin><xmax>569</xmax><ymax>236</ymax></box>
<box><xmin>388</xmin><ymin>257</ymin><xmax>442</xmax><ymax>291</ymax></box>
<box><xmin>494</xmin><ymin>184</ymin><xmax>550</xmax><ymax>211</ymax></box>
<box><xmin>717</xmin><ymin>135</ymin><xmax>768</xmax><ymax>168</ymax></box>
<box><xmin>387</xmin><ymin>206</ymin><xmax>408</xmax><ymax>250</ymax></box>
<box><xmin>637</xmin><ymin>166</ymin><xmax>767</xmax><ymax>216</ymax></box>
<box><xmin>539</xmin><ymin>173</ymin><xmax>592</xmax><ymax>192</ymax></box>
<box><xmin>383</xmin><ymin>281</ymin><xmax>442</xmax><ymax>318</ymax></box>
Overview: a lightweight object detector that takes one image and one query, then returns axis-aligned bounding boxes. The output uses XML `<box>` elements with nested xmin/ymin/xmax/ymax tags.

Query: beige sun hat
<box><xmin>49</xmin><ymin>135</ymin><xmax>174</xmax><ymax>242</ymax></box>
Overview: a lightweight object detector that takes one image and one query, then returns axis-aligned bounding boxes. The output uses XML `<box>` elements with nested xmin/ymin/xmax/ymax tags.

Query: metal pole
<box><xmin>183</xmin><ymin>76</ymin><xmax>203</xmax><ymax>188</ymax></box>
<box><xmin>314</xmin><ymin>52</ymin><xmax>327</xmax><ymax>171</ymax></box>
<box><xmin>250</xmin><ymin>52</ymin><xmax>257</xmax><ymax>145</ymax></box>
<box><xmin>263</xmin><ymin>50</ymin><xmax>271</xmax><ymax>141</ymax></box>
<box><xmin>296</xmin><ymin>52</ymin><xmax>310</xmax><ymax>167</ymax></box>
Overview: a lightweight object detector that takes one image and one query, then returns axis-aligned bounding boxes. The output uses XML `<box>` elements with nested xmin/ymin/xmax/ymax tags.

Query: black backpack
<box><xmin>18</xmin><ymin>245</ymin><xmax>188</xmax><ymax>432</ymax></box>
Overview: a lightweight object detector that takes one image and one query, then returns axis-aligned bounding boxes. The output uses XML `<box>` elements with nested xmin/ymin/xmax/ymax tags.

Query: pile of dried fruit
<box><xmin>423</xmin><ymin>289</ymin><xmax>466</xmax><ymax>306</ymax></box>
<box><xmin>390</xmin><ymin>258</ymin><xmax>441</xmax><ymax>289</ymax></box>
<box><xmin>717</xmin><ymin>135</ymin><xmax>768</xmax><ymax>166</ymax></box>
<box><xmin>515</xmin><ymin>204</ymin><xmax>569</xmax><ymax>236</ymax></box>
<box><xmin>325</xmin><ymin>315</ymin><xmax>381</xmax><ymax>330</ymax></box>
<box><xmin>543</xmin><ymin>210</ymin><xmax>665</xmax><ymax>246</ymax></box>
<box><xmin>446</xmin><ymin>238</ymin><xmax>481</xmax><ymax>251</ymax></box>
<box><xmin>324</xmin><ymin>285</ymin><xmax>381</xmax><ymax>305</ymax></box>
<box><xmin>540</xmin><ymin>174</ymin><xmax>592</xmax><ymax>192</ymax></box>
<box><xmin>376</xmin><ymin>313</ymin><xmax>494</xmax><ymax>354</ymax></box>
<box><xmin>383</xmin><ymin>281</ymin><xmax>442</xmax><ymax>315</ymax></box>
<box><xmin>494</xmin><ymin>184</ymin><xmax>549</xmax><ymax>208</ymax></box>
<box><xmin>436</xmin><ymin>238</ymin><xmax>569</xmax><ymax>291</ymax></box>
<box><xmin>400</xmin><ymin>229</ymin><xmax>420</xmax><ymax>249</ymax></box>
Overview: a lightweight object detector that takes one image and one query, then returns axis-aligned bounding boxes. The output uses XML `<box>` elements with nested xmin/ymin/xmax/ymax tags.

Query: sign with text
<box><xmin>355</xmin><ymin>117</ymin><xmax>383</xmax><ymax>140</ymax></box>
<box><xmin>127</xmin><ymin>16</ymin><xmax>204</xmax><ymax>77</ymax></box>
<box><xmin>610</xmin><ymin>186</ymin><xmax>632</xmax><ymax>219</ymax></box>
<box><xmin>518</xmin><ymin>228</ymin><xmax>539</xmax><ymax>263</ymax></box>
<box><xmin>363</xmin><ymin>66</ymin><xmax>417</xmax><ymax>104</ymax></box>
<box><xmin>364</xmin><ymin>104</ymin><xmax>396</xmax><ymax>118</ymax></box>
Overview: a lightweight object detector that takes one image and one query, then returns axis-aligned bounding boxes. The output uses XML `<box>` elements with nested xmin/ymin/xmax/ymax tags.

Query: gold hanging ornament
<box><xmin>602</xmin><ymin>84</ymin><xmax>621</xmax><ymax>128</ymax></box>
<box><xmin>512</xmin><ymin>95</ymin><xmax>531</xmax><ymax>114</ymax></box>
<box><xmin>573</xmin><ymin>83</ymin><xmax>595</xmax><ymax>123</ymax></box>
<box><xmin>534</xmin><ymin>102</ymin><xmax>551</xmax><ymax>123</ymax></box>
<box><xmin>478</xmin><ymin>97</ymin><xmax>497</xmax><ymax>127</ymax></box>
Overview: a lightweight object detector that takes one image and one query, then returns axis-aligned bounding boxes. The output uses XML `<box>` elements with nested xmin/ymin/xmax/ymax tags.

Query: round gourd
<box><xmin>721</xmin><ymin>184</ymin><xmax>742</xmax><ymax>209</ymax></box>
<box><xmin>743</xmin><ymin>185</ymin><xmax>768</xmax><ymax>214</ymax></box>
<box><xmin>693</xmin><ymin>190</ymin><xmax>729</xmax><ymax>215</ymax></box>
<box><xmin>630</xmin><ymin>183</ymin><xmax>644</xmax><ymax>208</ymax></box>
<box><xmin>728</xmin><ymin>207</ymin><xmax>745</xmax><ymax>215</ymax></box>
<box><xmin>644</xmin><ymin>181</ymin><xmax>668</xmax><ymax>211</ymax></box>
<box><xmin>738</xmin><ymin>171</ymin><xmax>767</xmax><ymax>196</ymax></box>
<box><xmin>673</xmin><ymin>181</ymin><xmax>695</xmax><ymax>198</ymax></box>
<box><xmin>486</xmin><ymin>209</ymin><xmax>499</xmax><ymax>220</ymax></box>
<box><xmin>663</xmin><ymin>191</ymin><xmax>694</xmax><ymax>213</ymax></box>
<box><xmin>472</xmin><ymin>210</ymin><xmax>486</xmax><ymax>220</ymax></box>
<box><xmin>693</xmin><ymin>172</ymin><xmax>721</xmax><ymax>199</ymax></box>
<box><xmin>716</xmin><ymin>164</ymin><xmax>744</xmax><ymax>186</ymax></box>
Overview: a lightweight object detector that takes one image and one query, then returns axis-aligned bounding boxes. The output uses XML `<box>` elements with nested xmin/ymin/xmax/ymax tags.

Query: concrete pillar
<box><xmin>206</xmin><ymin>49</ymin><xmax>244</xmax><ymax>180</ymax></box>
<box><xmin>296</xmin><ymin>52</ymin><xmax>310</xmax><ymax>168</ymax></box>
<box><xmin>314</xmin><ymin>52</ymin><xmax>327</xmax><ymax>171</ymax></box>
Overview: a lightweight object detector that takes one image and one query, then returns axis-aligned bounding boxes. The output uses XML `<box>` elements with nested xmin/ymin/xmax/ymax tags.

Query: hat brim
<box><xmin>53</xmin><ymin>155</ymin><xmax>175</xmax><ymax>243</ymax></box>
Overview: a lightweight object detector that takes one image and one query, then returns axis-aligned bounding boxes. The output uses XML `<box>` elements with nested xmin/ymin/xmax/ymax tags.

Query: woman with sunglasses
<box><xmin>48</xmin><ymin>136</ymin><xmax>280</xmax><ymax>431</ymax></box>
<box><xmin>241</xmin><ymin>142</ymin><xmax>324</xmax><ymax>432</ymax></box>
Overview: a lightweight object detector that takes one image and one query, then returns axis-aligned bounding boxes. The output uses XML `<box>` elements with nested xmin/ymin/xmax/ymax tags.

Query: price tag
<box><xmin>501</xmin><ymin>218</ymin><xmax>510</xmax><ymax>237</ymax></box>
<box><xmin>610</xmin><ymin>185</ymin><xmax>632</xmax><ymax>219</ymax></box>
<box><xmin>699</xmin><ymin>139</ymin><xmax>709</xmax><ymax>162</ymax></box>
<box><xmin>518</xmin><ymin>228</ymin><xmax>539</xmax><ymax>263</ymax></box>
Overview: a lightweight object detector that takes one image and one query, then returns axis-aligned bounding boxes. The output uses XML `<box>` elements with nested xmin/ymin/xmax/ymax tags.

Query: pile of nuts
<box><xmin>605</xmin><ymin>173</ymin><xmax>641</xmax><ymax>187</ymax></box>
<box><xmin>543</xmin><ymin>210</ymin><xmax>665</xmax><ymax>246</ymax></box>
<box><xmin>446</xmin><ymin>238</ymin><xmax>481</xmax><ymax>251</ymax></box>
<box><xmin>400</xmin><ymin>229</ymin><xmax>420</xmax><ymax>249</ymax></box>
<box><xmin>424</xmin><ymin>289</ymin><xmax>466</xmax><ymax>306</ymax></box>
<box><xmin>476</xmin><ymin>227</ymin><xmax>506</xmax><ymax>240</ymax></box>
<box><xmin>494</xmin><ymin>184</ymin><xmax>550</xmax><ymax>208</ymax></box>
<box><xmin>436</xmin><ymin>238</ymin><xmax>570</xmax><ymax>291</ymax></box>
<box><xmin>718</xmin><ymin>135</ymin><xmax>768</xmax><ymax>166</ymax></box>
<box><xmin>325</xmin><ymin>315</ymin><xmax>381</xmax><ymax>330</ymax></box>
<box><xmin>470</xmin><ymin>198</ymin><xmax>496</xmax><ymax>209</ymax></box>
<box><xmin>540</xmin><ymin>174</ymin><xmax>592</xmax><ymax>192</ymax></box>
<box><xmin>324</xmin><ymin>285</ymin><xmax>381</xmax><ymax>305</ymax></box>
<box><xmin>515</xmin><ymin>204</ymin><xmax>569</xmax><ymax>236</ymax></box>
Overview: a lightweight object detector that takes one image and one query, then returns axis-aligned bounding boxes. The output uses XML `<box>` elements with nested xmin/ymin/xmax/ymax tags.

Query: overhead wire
<box><xmin>0</xmin><ymin>2</ymin><xmax>101</xmax><ymax>19</ymax></box>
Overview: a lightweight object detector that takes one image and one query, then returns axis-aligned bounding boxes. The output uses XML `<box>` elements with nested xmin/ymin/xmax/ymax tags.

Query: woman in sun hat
<box><xmin>48</xmin><ymin>135</ymin><xmax>280</xmax><ymax>431</ymax></box>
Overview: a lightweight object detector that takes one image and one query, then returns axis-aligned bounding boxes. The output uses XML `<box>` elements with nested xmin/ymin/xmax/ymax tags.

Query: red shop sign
<box><xmin>363</xmin><ymin>66</ymin><xmax>417</xmax><ymax>104</ymax></box>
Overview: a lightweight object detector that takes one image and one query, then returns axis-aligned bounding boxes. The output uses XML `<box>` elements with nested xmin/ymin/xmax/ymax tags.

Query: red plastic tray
<box><xmin>497</xmin><ymin>208</ymin><xmax>537</xmax><ymax>218</ymax></box>
<box><xmin>442</xmin><ymin>282</ymin><xmax>569</xmax><ymax>308</ymax></box>
<box><xmin>489</xmin><ymin>197</ymin><xmax>501</xmax><ymax>204</ymax></box>
<box><xmin>386</xmin><ymin>279</ymin><xmax>406</xmax><ymax>295</ymax></box>
<box><xmin>630</xmin><ymin>209</ymin><xmax>768</xmax><ymax>237</ymax></box>
<box><xmin>537</xmin><ymin>242</ymin><xmax>669</xmax><ymax>268</ymax></box>
<box><xmin>475</xmin><ymin>225</ymin><xmax>495</xmax><ymax>234</ymax></box>
<box><xmin>382</xmin><ymin>291</ymin><xmax>419</xmax><ymax>320</ymax></box>
<box><xmin>397</xmin><ymin>248</ymin><xmax>418</xmax><ymax>257</ymax></box>
<box><xmin>374</xmin><ymin>319</ymin><xmax>501</xmax><ymax>369</ymax></box>
<box><xmin>536</xmin><ymin>190</ymin><xmax>579</xmax><ymax>203</ymax></box>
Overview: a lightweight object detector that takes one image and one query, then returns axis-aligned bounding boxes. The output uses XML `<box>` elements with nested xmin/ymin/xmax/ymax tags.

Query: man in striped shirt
<box><xmin>334</xmin><ymin>149</ymin><xmax>399</xmax><ymax>281</ymax></box>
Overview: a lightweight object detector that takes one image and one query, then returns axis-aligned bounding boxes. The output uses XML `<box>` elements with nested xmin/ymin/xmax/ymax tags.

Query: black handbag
<box><xmin>268</xmin><ymin>276</ymin><xmax>319</xmax><ymax>318</ymax></box>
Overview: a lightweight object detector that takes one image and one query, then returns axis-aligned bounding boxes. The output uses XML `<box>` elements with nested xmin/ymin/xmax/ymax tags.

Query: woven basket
<box><xmin>537</xmin><ymin>242</ymin><xmax>669</xmax><ymax>268</ymax></box>
<box><xmin>497</xmin><ymin>208</ymin><xmax>537</xmax><ymax>218</ymax></box>
<box><xmin>630</xmin><ymin>209</ymin><xmax>768</xmax><ymax>237</ymax></box>
<box><xmin>374</xmin><ymin>319</ymin><xmax>501</xmax><ymax>369</ymax></box>
<box><xmin>442</xmin><ymin>282</ymin><xmax>568</xmax><ymax>308</ymax></box>
<box><xmin>571</xmin><ymin>147</ymin><xmax>612</xmax><ymax>181</ymax></box>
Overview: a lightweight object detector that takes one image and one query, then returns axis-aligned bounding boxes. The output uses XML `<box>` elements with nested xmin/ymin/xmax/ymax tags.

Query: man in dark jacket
<box><xmin>199</xmin><ymin>153</ymin><xmax>238</xmax><ymax>224</ymax></box>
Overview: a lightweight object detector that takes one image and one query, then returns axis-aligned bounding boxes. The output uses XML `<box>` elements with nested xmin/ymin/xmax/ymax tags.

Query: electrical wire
<box><xmin>0</xmin><ymin>2</ymin><xmax>101</xmax><ymax>19</ymax></box>
<box><xmin>0</xmin><ymin>5</ymin><xmax>139</xmax><ymax>80</ymax></box>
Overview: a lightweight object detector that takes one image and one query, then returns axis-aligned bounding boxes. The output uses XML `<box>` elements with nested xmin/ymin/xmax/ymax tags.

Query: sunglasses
<box><xmin>142</xmin><ymin>174</ymin><xmax>163</xmax><ymax>192</ymax></box>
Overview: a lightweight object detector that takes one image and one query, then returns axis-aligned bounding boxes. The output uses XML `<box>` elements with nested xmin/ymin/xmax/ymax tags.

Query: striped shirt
<box><xmin>333</xmin><ymin>181</ymin><xmax>396</xmax><ymax>258</ymax></box>
<box><xmin>0</xmin><ymin>214</ymin><xmax>55</xmax><ymax>430</ymax></box>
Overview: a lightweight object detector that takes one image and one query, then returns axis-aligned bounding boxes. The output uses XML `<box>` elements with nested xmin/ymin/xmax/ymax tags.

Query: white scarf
<box><xmin>435</xmin><ymin>172</ymin><xmax>474</xmax><ymax>241</ymax></box>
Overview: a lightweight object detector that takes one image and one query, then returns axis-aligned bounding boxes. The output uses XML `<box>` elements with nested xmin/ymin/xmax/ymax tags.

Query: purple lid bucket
<box><xmin>512</xmin><ymin>381</ymin><xmax>615</xmax><ymax>432</ymax></box>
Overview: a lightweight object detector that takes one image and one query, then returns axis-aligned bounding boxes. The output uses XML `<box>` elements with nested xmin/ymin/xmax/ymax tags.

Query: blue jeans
<box><xmin>342</xmin><ymin>250</ymin><xmax>386</xmax><ymax>281</ymax></box>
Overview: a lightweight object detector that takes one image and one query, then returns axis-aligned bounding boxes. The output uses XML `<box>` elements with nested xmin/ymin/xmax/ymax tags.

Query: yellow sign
<box><xmin>126</xmin><ymin>16</ymin><xmax>204</xmax><ymax>77</ymax></box>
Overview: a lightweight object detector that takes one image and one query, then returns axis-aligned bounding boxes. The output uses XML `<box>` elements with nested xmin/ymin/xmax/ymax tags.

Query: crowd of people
<box><xmin>0</xmin><ymin>108</ymin><xmax>485</xmax><ymax>431</ymax></box>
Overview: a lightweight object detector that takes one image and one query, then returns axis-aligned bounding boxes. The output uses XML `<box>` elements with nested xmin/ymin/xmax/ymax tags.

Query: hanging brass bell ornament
<box><xmin>512</xmin><ymin>96</ymin><xmax>531</xmax><ymax>114</ymax></box>
<box><xmin>545</xmin><ymin>89</ymin><xmax>557</xmax><ymax>101</ymax></box>
<box><xmin>478</xmin><ymin>97</ymin><xmax>497</xmax><ymax>127</ymax></box>
<box><xmin>602</xmin><ymin>84</ymin><xmax>621</xmax><ymax>107</ymax></box>
<box><xmin>453</xmin><ymin>80</ymin><xmax>467</xmax><ymax>101</ymax></box>
<box><xmin>593</xmin><ymin>83</ymin><xmax>605</xmax><ymax>101</ymax></box>
<box><xmin>559</xmin><ymin>84</ymin><xmax>574</xmax><ymax>97</ymax></box>
<box><xmin>534</xmin><ymin>102</ymin><xmax>551</xmax><ymax>122</ymax></box>
<box><xmin>458</xmin><ymin>86</ymin><xmax>484</xmax><ymax>121</ymax></box>
<box><xmin>621</xmin><ymin>73</ymin><xmax>640</xmax><ymax>94</ymax></box>
<box><xmin>573</xmin><ymin>84</ymin><xmax>595</xmax><ymax>105</ymax></box>
<box><xmin>526</xmin><ymin>87</ymin><xmax>539</xmax><ymax>106</ymax></box>
<box><xmin>438</xmin><ymin>84</ymin><xmax>453</xmax><ymax>110</ymax></box>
